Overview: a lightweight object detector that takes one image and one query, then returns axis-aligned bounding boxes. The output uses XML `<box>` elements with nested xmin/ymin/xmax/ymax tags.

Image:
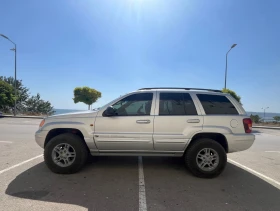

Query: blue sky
<box><xmin>0</xmin><ymin>0</ymin><xmax>279</xmax><ymax>112</ymax></box>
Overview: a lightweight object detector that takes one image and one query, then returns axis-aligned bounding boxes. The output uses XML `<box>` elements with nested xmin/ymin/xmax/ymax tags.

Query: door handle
<box><xmin>187</xmin><ymin>119</ymin><xmax>200</xmax><ymax>123</ymax></box>
<box><xmin>136</xmin><ymin>120</ymin><xmax>151</xmax><ymax>124</ymax></box>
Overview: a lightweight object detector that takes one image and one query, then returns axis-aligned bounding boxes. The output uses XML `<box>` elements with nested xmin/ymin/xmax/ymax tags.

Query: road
<box><xmin>0</xmin><ymin>118</ymin><xmax>280</xmax><ymax>211</ymax></box>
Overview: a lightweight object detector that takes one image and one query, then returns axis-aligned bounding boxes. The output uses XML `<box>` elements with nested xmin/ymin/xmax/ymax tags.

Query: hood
<box><xmin>47</xmin><ymin>110</ymin><xmax>99</xmax><ymax>119</ymax></box>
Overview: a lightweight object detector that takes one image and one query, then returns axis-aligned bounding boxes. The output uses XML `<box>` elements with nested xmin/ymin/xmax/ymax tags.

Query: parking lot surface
<box><xmin>0</xmin><ymin>118</ymin><xmax>280</xmax><ymax>211</ymax></box>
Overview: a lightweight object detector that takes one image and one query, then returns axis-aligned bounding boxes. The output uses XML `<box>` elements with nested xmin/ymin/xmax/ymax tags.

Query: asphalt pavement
<box><xmin>0</xmin><ymin>118</ymin><xmax>280</xmax><ymax>211</ymax></box>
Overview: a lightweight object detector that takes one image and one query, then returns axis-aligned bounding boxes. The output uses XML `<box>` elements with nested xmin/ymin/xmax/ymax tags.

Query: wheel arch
<box><xmin>44</xmin><ymin>128</ymin><xmax>87</xmax><ymax>150</ymax></box>
<box><xmin>187</xmin><ymin>132</ymin><xmax>228</xmax><ymax>153</ymax></box>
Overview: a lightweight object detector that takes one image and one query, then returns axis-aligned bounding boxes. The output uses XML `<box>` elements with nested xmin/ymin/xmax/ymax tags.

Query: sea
<box><xmin>54</xmin><ymin>109</ymin><xmax>279</xmax><ymax>121</ymax></box>
<box><xmin>246</xmin><ymin>111</ymin><xmax>280</xmax><ymax>122</ymax></box>
<box><xmin>54</xmin><ymin>109</ymin><xmax>87</xmax><ymax>115</ymax></box>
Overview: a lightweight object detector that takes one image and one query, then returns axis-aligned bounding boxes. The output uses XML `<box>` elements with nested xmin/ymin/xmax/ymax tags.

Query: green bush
<box><xmin>250</xmin><ymin>114</ymin><xmax>262</xmax><ymax>123</ymax></box>
<box><xmin>273</xmin><ymin>116</ymin><xmax>280</xmax><ymax>123</ymax></box>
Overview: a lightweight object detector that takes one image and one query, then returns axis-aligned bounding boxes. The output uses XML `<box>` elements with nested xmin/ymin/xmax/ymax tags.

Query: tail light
<box><xmin>243</xmin><ymin>118</ymin><xmax>252</xmax><ymax>133</ymax></box>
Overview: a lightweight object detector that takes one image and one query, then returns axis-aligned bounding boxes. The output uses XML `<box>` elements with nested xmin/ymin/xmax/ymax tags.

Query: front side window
<box><xmin>197</xmin><ymin>94</ymin><xmax>238</xmax><ymax>115</ymax></box>
<box><xmin>111</xmin><ymin>93</ymin><xmax>153</xmax><ymax>116</ymax></box>
<box><xmin>159</xmin><ymin>93</ymin><xmax>197</xmax><ymax>115</ymax></box>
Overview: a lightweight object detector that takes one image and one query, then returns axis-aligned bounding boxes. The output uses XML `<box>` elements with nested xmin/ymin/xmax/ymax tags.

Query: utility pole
<box><xmin>0</xmin><ymin>34</ymin><xmax>17</xmax><ymax>116</ymax></box>
<box><xmin>261</xmin><ymin>107</ymin><xmax>269</xmax><ymax>123</ymax></box>
<box><xmin>224</xmin><ymin>44</ymin><xmax>237</xmax><ymax>89</ymax></box>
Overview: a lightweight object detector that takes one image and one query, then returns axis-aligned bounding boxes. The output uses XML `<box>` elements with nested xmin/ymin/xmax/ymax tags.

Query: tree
<box><xmin>73</xmin><ymin>87</ymin><xmax>101</xmax><ymax>110</ymax></box>
<box><xmin>0</xmin><ymin>76</ymin><xmax>30</xmax><ymax>111</ymax></box>
<box><xmin>1</xmin><ymin>76</ymin><xmax>55</xmax><ymax>115</ymax></box>
<box><xmin>222</xmin><ymin>88</ymin><xmax>241</xmax><ymax>103</ymax></box>
<box><xmin>273</xmin><ymin>116</ymin><xmax>280</xmax><ymax>123</ymax></box>
<box><xmin>0</xmin><ymin>80</ymin><xmax>15</xmax><ymax>113</ymax></box>
<box><xmin>250</xmin><ymin>114</ymin><xmax>262</xmax><ymax>123</ymax></box>
<box><xmin>24</xmin><ymin>93</ymin><xmax>55</xmax><ymax>115</ymax></box>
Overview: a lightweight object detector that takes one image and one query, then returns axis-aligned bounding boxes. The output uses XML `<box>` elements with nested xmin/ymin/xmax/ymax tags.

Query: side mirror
<box><xmin>103</xmin><ymin>106</ymin><xmax>116</xmax><ymax>117</ymax></box>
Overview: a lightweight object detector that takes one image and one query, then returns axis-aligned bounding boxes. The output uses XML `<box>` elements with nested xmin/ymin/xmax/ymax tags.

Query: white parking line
<box><xmin>0</xmin><ymin>154</ymin><xmax>43</xmax><ymax>175</ymax></box>
<box><xmin>265</xmin><ymin>151</ymin><xmax>280</xmax><ymax>153</ymax></box>
<box><xmin>228</xmin><ymin>158</ymin><xmax>280</xmax><ymax>187</ymax></box>
<box><xmin>138</xmin><ymin>156</ymin><xmax>147</xmax><ymax>211</ymax></box>
<box><xmin>0</xmin><ymin>141</ymin><xmax>13</xmax><ymax>144</ymax></box>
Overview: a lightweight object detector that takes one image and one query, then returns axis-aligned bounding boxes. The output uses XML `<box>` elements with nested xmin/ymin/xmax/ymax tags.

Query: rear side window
<box><xmin>197</xmin><ymin>94</ymin><xmax>238</xmax><ymax>115</ymax></box>
<box><xmin>159</xmin><ymin>93</ymin><xmax>197</xmax><ymax>115</ymax></box>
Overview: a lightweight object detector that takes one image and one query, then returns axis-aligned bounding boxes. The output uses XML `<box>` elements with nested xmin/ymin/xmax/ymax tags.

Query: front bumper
<box><xmin>35</xmin><ymin>130</ymin><xmax>48</xmax><ymax>148</ymax></box>
<box><xmin>226</xmin><ymin>133</ymin><xmax>255</xmax><ymax>153</ymax></box>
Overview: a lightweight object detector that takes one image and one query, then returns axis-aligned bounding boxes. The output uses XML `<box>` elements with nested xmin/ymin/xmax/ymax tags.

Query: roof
<box><xmin>138</xmin><ymin>87</ymin><xmax>223</xmax><ymax>93</ymax></box>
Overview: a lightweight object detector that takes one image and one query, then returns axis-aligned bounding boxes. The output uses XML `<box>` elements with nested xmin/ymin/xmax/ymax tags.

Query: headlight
<box><xmin>39</xmin><ymin>119</ymin><xmax>45</xmax><ymax>128</ymax></box>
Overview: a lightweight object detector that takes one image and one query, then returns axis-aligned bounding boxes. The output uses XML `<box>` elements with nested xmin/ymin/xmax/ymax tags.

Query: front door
<box><xmin>94</xmin><ymin>92</ymin><xmax>155</xmax><ymax>151</ymax></box>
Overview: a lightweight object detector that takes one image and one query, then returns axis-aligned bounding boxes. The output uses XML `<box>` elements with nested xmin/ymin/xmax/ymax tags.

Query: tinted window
<box><xmin>159</xmin><ymin>93</ymin><xmax>197</xmax><ymax>115</ymax></box>
<box><xmin>197</xmin><ymin>94</ymin><xmax>238</xmax><ymax>115</ymax></box>
<box><xmin>112</xmin><ymin>93</ymin><xmax>153</xmax><ymax>116</ymax></box>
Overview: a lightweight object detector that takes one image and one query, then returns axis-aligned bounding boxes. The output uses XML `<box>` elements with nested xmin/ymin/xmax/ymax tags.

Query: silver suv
<box><xmin>35</xmin><ymin>88</ymin><xmax>255</xmax><ymax>178</ymax></box>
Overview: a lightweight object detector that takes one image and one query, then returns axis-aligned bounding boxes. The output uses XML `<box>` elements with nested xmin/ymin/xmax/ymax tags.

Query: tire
<box><xmin>44</xmin><ymin>133</ymin><xmax>89</xmax><ymax>174</ymax></box>
<box><xmin>185</xmin><ymin>138</ymin><xmax>227</xmax><ymax>178</ymax></box>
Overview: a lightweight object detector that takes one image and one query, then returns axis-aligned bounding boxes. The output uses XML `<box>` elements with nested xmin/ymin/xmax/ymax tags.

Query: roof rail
<box><xmin>138</xmin><ymin>87</ymin><xmax>222</xmax><ymax>93</ymax></box>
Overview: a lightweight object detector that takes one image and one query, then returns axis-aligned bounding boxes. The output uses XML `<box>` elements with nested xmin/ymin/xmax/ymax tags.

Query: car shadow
<box><xmin>142</xmin><ymin>157</ymin><xmax>280</xmax><ymax>211</ymax></box>
<box><xmin>252</xmin><ymin>129</ymin><xmax>262</xmax><ymax>135</ymax></box>
<box><xmin>5</xmin><ymin>156</ymin><xmax>280</xmax><ymax>211</ymax></box>
<box><xmin>5</xmin><ymin>156</ymin><xmax>139</xmax><ymax>211</ymax></box>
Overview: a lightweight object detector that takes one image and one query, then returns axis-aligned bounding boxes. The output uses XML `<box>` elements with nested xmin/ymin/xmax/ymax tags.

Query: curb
<box><xmin>253</xmin><ymin>126</ymin><xmax>280</xmax><ymax>130</ymax></box>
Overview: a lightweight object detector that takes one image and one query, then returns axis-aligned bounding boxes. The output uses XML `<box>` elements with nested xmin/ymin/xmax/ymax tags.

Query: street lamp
<box><xmin>224</xmin><ymin>44</ymin><xmax>237</xmax><ymax>89</ymax></box>
<box><xmin>261</xmin><ymin>107</ymin><xmax>269</xmax><ymax>123</ymax></box>
<box><xmin>0</xmin><ymin>34</ymin><xmax>17</xmax><ymax>116</ymax></box>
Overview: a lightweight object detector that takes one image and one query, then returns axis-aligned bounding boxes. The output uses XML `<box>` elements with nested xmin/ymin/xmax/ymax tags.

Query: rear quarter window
<box><xmin>197</xmin><ymin>94</ymin><xmax>239</xmax><ymax>115</ymax></box>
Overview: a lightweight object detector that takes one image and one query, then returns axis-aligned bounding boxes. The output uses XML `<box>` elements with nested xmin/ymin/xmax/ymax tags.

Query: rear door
<box><xmin>153</xmin><ymin>92</ymin><xmax>203</xmax><ymax>151</ymax></box>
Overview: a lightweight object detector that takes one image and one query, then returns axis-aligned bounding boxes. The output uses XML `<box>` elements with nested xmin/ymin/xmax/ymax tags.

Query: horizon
<box><xmin>1</xmin><ymin>0</ymin><xmax>280</xmax><ymax>113</ymax></box>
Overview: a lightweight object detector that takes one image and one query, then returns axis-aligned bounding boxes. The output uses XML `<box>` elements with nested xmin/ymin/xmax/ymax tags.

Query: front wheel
<box><xmin>185</xmin><ymin>138</ymin><xmax>227</xmax><ymax>178</ymax></box>
<box><xmin>44</xmin><ymin>133</ymin><xmax>89</xmax><ymax>174</ymax></box>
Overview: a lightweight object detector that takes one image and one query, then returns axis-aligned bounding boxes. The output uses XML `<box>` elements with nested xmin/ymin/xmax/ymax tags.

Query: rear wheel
<box><xmin>44</xmin><ymin>133</ymin><xmax>88</xmax><ymax>174</ymax></box>
<box><xmin>185</xmin><ymin>138</ymin><xmax>227</xmax><ymax>178</ymax></box>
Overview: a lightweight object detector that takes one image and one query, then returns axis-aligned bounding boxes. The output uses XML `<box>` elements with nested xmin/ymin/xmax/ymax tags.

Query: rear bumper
<box><xmin>35</xmin><ymin>130</ymin><xmax>48</xmax><ymax>148</ymax></box>
<box><xmin>226</xmin><ymin>133</ymin><xmax>255</xmax><ymax>153</ymax></box>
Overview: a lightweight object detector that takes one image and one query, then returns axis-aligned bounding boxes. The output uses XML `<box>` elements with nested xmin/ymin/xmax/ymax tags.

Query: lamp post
<box><xmin>224</xmin><ymin>44</ymin><xmax>237</xmax><ymax>89</ymax></box>
<box><xmin>0</xmin><ymin>34</ymin><xmax>17</xmax><ymax>116</ymax></box>
<box><xmin>261</xmin><ymin>107</ymin><xmax>269</xmax><ymax>123</ymax></box>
